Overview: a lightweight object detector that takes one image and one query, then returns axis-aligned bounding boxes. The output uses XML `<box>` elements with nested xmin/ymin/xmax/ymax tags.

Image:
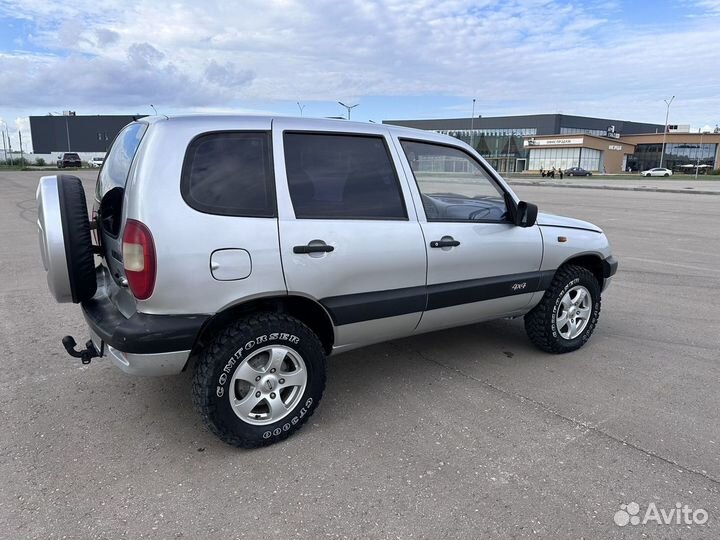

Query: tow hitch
<box><xmin>62</xmin><ymin>336</ymin><xmax>101</xmax><ymax>365</ymax></box>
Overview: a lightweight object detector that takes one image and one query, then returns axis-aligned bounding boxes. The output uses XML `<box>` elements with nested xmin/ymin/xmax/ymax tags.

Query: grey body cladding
<box><xmin>321</xmin><ymin>270</ymin><xmax>556</xmax><ymax>326</ymax></box>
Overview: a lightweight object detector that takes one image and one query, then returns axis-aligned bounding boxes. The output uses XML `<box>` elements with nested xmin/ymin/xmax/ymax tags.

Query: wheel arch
<box><xmin>558</xmin><ymin>253</ymin><xmax>605</xmax><ymax>289</ymax></box>
<box><xmin>190</xmin><ymin>295</ymin><xmax>335</xmax><ymax>361</ymax></box>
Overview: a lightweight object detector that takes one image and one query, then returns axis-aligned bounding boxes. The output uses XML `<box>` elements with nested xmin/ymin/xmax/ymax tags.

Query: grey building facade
<box><xmin>29</xmin><ymin>115</ymin><xmax>146</xmax><ymax>154</ymax></box>
<box><xmin>384</xmin><ymin>114</ymin><xmax>663</xmax><ymax>172</ymax></box>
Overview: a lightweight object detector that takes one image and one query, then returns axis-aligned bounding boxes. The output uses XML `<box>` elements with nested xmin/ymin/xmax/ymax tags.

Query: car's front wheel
<box><xmin>524</xmin><ymin>265</ymin><xmax>601</xmax><ymax>353</ymax></box>
<box><xmin>192</xmin><ymin>313</ymin><xmax>326</xmax><ymax>448</ymax></box>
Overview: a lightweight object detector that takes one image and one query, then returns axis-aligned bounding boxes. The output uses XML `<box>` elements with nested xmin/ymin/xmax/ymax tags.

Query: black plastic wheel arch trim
<box><xmin>603</xmin><ymin>255</ymin><xmax>619</xmax><ymax>278</ymax></box>
<box><xmin>81</xmin><ymin>295</ymin><xmax>209</xmax><ymax>354</ymax></box>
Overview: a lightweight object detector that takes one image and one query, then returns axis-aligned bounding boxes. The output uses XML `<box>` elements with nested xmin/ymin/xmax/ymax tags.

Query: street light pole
<box><xmin>470</xmin><ymin>98</ymin><xmax>476</xmax><ymax>149</ymax></box>
<box><xmin>659</xmin><ymin>95</ymin><xmax>675</xmax><ymax>168</ymax></box>
<box><xmin>338</xmin><ymin>102</ymin><xmax>358</xmax><ymax>120</ymax></box>
<box><xmin>297</xmin><ymin>102</ymin><xmax>305</xmax><ymax>117</ymax></box>
<box><xmin>1</xmin><ymin>127</ymin><xmax>6</xmax><ymax>163</ymax></box>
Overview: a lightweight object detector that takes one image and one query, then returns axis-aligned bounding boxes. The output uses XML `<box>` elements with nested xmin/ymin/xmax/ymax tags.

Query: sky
<box><xmin>1</xmin><ymin>0</ymin><xmax>719</xmax><ymax>152</ymax></box>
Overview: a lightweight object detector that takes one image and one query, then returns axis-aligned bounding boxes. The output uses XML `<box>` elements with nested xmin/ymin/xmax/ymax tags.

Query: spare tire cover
<box><xmin>37</xmin><ymin>175</ymin><xmax>97</xmax><ymax>303</ymax></box>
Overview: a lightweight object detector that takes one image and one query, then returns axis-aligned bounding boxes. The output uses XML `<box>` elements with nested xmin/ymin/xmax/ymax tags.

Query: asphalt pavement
<box><xmin>1</xmin><ymin>170</ymin><xmax>718</xmax><ymax>539</ymax></box>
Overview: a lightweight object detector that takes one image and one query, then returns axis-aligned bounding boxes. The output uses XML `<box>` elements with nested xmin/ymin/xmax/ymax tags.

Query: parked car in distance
<box><xmin>564</xmin><ymin>167</ymin><xmax>592</xmax><ymax>177</ymax></box>
<box><xmin>56</xmin><ymin>152</ymin><xmax>82</xmax><ymax>168</ymax></box>
<box><xmin>88</xmin><ymin>156</ymin><xmax>104</xmax><ymax>168</ymax></box>
<box><xmin>641</xmin><ymin>167</ymin><xmax>672</xmax><ymax>177</ymax></box>
<box><xmin>37</xmin><ymin>115</ymin><xmax>617</xmax><ymax>449</ymax></box>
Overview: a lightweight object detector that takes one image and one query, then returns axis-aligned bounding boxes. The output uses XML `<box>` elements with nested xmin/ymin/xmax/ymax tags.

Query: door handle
<box><xmin>293</xmin><ymin>244</ymin><xmax>335</xmax><ymax>254</ymax></box>
<box><xmin>430</xmin><ymin>238</ymin><xmax>460</xmax><ymax>248</ymax></box>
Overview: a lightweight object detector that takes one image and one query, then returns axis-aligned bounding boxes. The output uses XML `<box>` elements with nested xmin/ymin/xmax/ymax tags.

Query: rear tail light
<box><xmin>122</xmin><ymin>219</ymin><xmax>156</xmax><ymax>300</ymax></box>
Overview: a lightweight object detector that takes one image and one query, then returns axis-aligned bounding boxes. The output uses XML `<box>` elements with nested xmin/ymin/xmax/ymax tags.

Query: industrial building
<box><xmin>26</xmin><ymin>112</ymin><xmax>719</xmax><ymax>174</ymax></box>
<box><xmin>384</xmin><ymin>113</ymin><xmax>663</xmax><ymax>173</ymax></box>
<box><xmin>29</xmin><ymin>113</ymin><xmax>146</xmax><ymax>154</ymax></box>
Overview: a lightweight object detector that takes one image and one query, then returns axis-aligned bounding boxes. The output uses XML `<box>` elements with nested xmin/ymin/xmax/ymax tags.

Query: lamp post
<box><xmin>0</xmin><ymin>121</ymin><xmax>7</xmax><ymax>163</ymax></box>
<box><xmin>1</xmin><ymin>120</ymin><xmax>11</xmax><ymax>166</ymax></box>
<box><xmin>695</xmin><ymin>127</ymin><xmax>711</xmax><ymax>180</ymax></box>
<box><xmin>659</xmin><ymin>96</ymin><xmax>675</xmax><ymax>168</ymax></box>
<box><xmin>470</xmin><ymin>98</ymin><xmax>476</xmax><ymax>149</ymax></box>
<box><xmin>338</xmin><ymin>102</ymin><xmax>358</xmax><ymax>120</ymax></box>
<box><xmin>297</xmin><ymin>102</ymin><xmax>305</xmax><ymax>117</ymax></box>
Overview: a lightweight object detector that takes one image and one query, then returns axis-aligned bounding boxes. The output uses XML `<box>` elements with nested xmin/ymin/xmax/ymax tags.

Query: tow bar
<box><xmin>62</xmin><ymin>336</ymin><xmax>101</xmax><ymax>365</ymax></box>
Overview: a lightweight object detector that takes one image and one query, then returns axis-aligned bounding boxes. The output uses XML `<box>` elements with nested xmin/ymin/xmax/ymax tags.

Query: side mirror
<box><xmin>515</xmin><ymin>201</ymin><xmax>538</xmax><ymax>227</ymax></box>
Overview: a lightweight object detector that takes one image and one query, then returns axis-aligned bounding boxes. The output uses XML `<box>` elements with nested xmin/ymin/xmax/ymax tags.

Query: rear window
<box><xmin>95</xmin><ymin>122</ymin><xmax>147</xmax><ymax>201</ymax></box>
<box><xmin>65</xmin><ymin>153</ymin><xmax>80</xmax><ymax>159</ymax></box>
<box><xmin>283</xmin><ymin>132</ymin><xmax>406</xmax><ymax>220</ymax></box>
<box><xmin>181</xmin><ymin>131</ymin><xmax>275</xmax><ymax>217</ymax></box>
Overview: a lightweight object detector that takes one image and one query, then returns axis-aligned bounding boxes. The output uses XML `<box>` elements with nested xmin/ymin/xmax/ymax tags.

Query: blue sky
<box><xmin>1</xmin><ymin>0</ymin><xmax>719</xmax><ymax>152</ymax></box>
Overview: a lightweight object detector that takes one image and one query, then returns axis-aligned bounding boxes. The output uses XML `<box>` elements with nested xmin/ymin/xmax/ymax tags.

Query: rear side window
<box><xmin>96</xmin><ymin>122</ymin><xmax>147</xmax><ymax>201</ymax></box>
<box><xmin>283</xmin><ymin>133</ymin><xmax>406</xmax><ymax>220</ymax></box>
<box><xmin>181</xmin><ymin>132</ymin><xmax>275</xmax><ymax>217</ymax></box>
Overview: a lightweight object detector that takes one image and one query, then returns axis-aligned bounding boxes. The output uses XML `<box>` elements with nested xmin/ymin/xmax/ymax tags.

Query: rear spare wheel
<box><xmin>37</xmin><ymin>175</ymin><xmax>97</xmax><ymax>303</ymax></box>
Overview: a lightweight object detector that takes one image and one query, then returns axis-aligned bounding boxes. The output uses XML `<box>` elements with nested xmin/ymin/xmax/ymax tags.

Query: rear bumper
<box><xmin>81</xmin><ymin>293</ymin><xmax>209</xmax><ymax>376</ymax></box>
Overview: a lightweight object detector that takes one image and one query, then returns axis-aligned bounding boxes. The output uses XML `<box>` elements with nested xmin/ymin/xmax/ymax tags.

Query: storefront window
<box><xmin>434</xmin><ymin>128</ymin><xmax>537</xmax><ymax>172</ymax></box>
<box><xmin>628</xmin><ymin>142</ymin><xmax>717</xmax><ymax>172</ymax></box>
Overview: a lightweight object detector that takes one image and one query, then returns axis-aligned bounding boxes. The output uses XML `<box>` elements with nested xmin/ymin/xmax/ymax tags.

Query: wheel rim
<box><xmin>229</xmin><ymin>345</ymin><xmax>308</xmax><ymax>425</ymax></box>
<box><xmin>555</xmin><ymin>285</ymin><xmax>592</xmax><ymax>340</ymax></box>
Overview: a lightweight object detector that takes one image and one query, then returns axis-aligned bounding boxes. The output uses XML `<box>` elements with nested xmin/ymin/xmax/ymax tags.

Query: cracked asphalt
<box><xmin>1</xmin><ymin>170</ymin><xmax>719</xmax><ymax>539</ymax></box>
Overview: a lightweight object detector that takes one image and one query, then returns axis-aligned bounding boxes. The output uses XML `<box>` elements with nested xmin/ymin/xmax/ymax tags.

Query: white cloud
<box><xmin>0</xmin><ymin>0</ymin><xmax>719</xmax><ymax>152</ymax></box>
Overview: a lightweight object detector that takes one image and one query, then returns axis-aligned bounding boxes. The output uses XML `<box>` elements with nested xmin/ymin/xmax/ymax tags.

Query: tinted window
<box><xmin>182</xmin><ymin>131</ymin><xmax>275</xmax><ymax>217</ymax></box>
<box><xmin>96</xmin><ymin>122</ymin><xmax>147</xmax><ymax>201</ymax></box>
<box><xmin>283</xmin><ymin>133</ymin><xmax>406</xmax><ymax>219</ymax></box>
<box><xmin>66</xmin><ymin>153</ymin><xmax>80</xmax><ymax>159</ymax></box>
<box><xmin>401</xmin><ymin>140</ymin><xmax>508</xmax><ymax>222</ymax></box>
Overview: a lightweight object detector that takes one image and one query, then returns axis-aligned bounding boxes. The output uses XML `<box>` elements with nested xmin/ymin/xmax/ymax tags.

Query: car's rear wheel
<box><xmin>192</xmin><ymin>313</ymin><xmax>326</xmax><ymax>448</ymax></box>
<box><xmin>664</xmin><ymin>173</ymin><xmax>669</xmax><ymax>177</ymax></box>
<box><xmin>524</xmin><ymin>264</ymin><xmax>601</xmax><ymax>353</ymax></box>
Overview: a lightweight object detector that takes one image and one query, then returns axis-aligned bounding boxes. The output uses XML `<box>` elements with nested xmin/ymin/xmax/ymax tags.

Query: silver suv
<box><xmin>37</xmin><ymin>115</ymin><xmax>617</xmax><ymax>448</ymax></box>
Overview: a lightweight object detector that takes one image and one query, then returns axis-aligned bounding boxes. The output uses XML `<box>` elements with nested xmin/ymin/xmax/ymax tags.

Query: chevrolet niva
<box><xmin>37</xmin><ymin>116</ymin><xmax>617</xmax><ymax>447</ymax></box>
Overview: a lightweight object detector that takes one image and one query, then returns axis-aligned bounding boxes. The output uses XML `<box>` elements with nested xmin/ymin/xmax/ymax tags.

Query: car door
<box><xmin>393</xmin><ymin>136</ymin><xmax>544</xmax><ymax>334</ymax></box>
<box><xmin>273</xmin><ymin>119</ymin><xmax>427</xmax><ymax>351</ymax></box>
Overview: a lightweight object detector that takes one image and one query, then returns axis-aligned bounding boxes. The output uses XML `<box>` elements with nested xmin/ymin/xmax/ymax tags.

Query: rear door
<box><xmin>273</xmin><ymin>120</ymin><xmax>427</xmax><ymax>350</ymax></box>
<box><xmin>94</xmin><ymin>122</ymin><xmax>148</xmax><ymax>288</ymax></box>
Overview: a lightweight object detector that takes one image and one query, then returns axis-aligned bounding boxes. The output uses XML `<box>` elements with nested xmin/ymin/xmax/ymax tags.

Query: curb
<box><xmin>506</xmin><ymin>180</ymin><xmax>720</xmax><ymax>196</ymax></box>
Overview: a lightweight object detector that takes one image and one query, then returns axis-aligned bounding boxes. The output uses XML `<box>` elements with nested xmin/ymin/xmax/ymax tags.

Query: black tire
<box><xmin>664</xmin><ymin>173</ymin><xmax>669</xmax><ymax>177</ymax></box>
<box><xmin>524</xmin><ymin>264</ymin><xmax>601</xmax><ymax>354</ymax></box>
<box><xmin>192</xmin><ymin>313</ymin><xmax>326</xmax><ymax>448</ymax></box>
<box><xmin>57</xmin><ymin>175</ymin><xmax>97</xmax><ymax>303</ymax></box>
